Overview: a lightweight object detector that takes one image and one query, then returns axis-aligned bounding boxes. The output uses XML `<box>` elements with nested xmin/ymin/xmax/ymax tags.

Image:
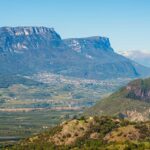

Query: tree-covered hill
<box><xmin>4</xmin><ymin>116</ymin><xmax>150</xmax><ymax>150</ymax></box>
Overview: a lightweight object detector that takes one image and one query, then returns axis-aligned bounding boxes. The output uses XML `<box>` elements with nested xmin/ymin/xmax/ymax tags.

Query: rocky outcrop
<box><xmin>125</xmin><ymin>110</ymin><xmax>150</xmax><ymax>122</ymax></box>
<box><xmin>126</xmin><ymin>78</ymin><xmax>150</xmax><ymax>102</ymax></box>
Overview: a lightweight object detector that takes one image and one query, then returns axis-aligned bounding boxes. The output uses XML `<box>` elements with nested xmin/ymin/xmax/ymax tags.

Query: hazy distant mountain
<box><xmin>118</xmin><ymin>50</ymin><xmax>150</xmax><ymax>67</ymax></box>
<box><xmin>0</xmin><ymin>26</ymin><xmax>149</xmax><ymax>79</ymax></box>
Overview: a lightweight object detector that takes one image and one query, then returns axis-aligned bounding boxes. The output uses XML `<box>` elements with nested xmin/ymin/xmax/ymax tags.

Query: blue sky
<box><xmin>0</xmin><ymin>0</ymin><xmax>150</xmax><ymax>52</ymax></box>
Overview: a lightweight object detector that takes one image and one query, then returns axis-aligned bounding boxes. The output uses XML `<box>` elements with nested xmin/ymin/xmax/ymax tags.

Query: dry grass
<box><xmin>104</xmin><ymin>125</ymin><xmax>140</xmax><ymax>142</ymax></box>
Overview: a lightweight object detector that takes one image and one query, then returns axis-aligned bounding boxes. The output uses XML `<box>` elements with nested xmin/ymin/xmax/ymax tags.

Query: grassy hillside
<box><xmin>3</xmin><ymin>116</ymin><xmax>150</xmax><ymax>150</ymax></box>
<box><xmin>85</xmin><ymin>78</ymin><xmax>150</xmax><ymax>121</ymax></box>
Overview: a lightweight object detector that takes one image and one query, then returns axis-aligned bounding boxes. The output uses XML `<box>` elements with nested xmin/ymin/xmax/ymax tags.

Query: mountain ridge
<box><xmin>0</xmin><ymin>26</ymin><xmax>149</xmax><ymax>79</ymax></box>
<box><xmin>6</xmin><ymin>116</ymin><xmax>150</xmax><ymax>150</ymax></box>
<box><xmin>85</xmin><ymin>77</ymin><xmax>150</xmax><ymax>121</ymax></box>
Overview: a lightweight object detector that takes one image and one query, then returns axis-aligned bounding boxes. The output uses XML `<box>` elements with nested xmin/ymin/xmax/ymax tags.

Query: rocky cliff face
<box><xmin>0</xmin><ymin>27</ymin><xmax>71</xmax><ymax>74</ymax></box>
<box><xmin>126</xmin><ymin>78</ymin><xmax>150</xmax><ymax>102</ymax></box>
<box><xmin>64</xmin><ymin>36</ymin><xmax>113</xmax><ymax>53</ymax></box>
<box><xmin>0</xmin><ymin>27</ymin><xmax>62</xmax><ymax>54</ymax></box>
<box><xmin>0</xmin><ymin>26</ymin><xmax>149</xmax><ymax>79</ymax></box>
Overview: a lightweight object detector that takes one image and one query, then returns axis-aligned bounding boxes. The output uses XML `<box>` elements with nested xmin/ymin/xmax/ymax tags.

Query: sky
<box><xmin>0</xmin><ymin>0</ymin><xmax>150</xmax><ymax>52</ymax></box>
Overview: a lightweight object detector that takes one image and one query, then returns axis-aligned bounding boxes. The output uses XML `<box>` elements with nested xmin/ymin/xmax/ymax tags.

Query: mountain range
<box><xmin>0</xmin><ymin>26</ymin><xmax>150</xmax><ymax>79</ymax></box>
<box><xmin>119</xmin><ymin>50</ymin><xmax>150</xmax><ymax>67</ymax></box>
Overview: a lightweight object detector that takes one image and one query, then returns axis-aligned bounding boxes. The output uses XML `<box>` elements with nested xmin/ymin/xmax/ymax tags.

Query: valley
<box><xmin>3</xmin><ymin>77</ymin><xmax>150</xmax><ymax>149</ymax></box>
<box><xmin>0</xmin><ymin>72</ymin><xmax>130</xmax><ymax>110</ymax></box>
<box><xmin>0</xmin><ymin>72</ymin><xmax>131</xmax><ymax>145</ymax></box>
<box><xmin>0</xmin><ymin>0</ymin><xmax>150</xmax><ymax>149</ymax></box>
